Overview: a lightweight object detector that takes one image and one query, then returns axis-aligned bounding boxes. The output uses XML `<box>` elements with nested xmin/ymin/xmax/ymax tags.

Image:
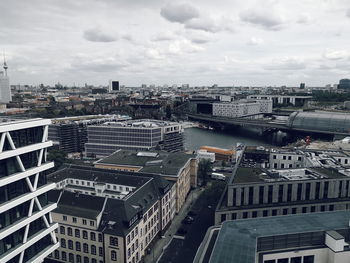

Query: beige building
<box><xmin>94</xmin><ymin>150</ymin><xmax>198</xmax><ymax>212</ymax></box>
<box><xmin>47</xmin><ymin>165</ymin><xmax>176</xmax><ymax>263</ymax></box>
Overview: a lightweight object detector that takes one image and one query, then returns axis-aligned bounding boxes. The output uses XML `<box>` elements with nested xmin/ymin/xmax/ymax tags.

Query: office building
<box><xmin>85</xmin><ymin>120</ymin><xmax>183</xmax><ymax>158</ymax></box>
<box><xmin>215</xmin><ymin>147</ymin><xmax>350</xmax><ymax>224</ymax></box>
<box><xmin>108</xmin><ymin>80</ymin><xmax>120</xmax><ymax>93</ymax></box>
<box><xmin>338</xmin><ymin>79</ymin><xmax>350</xmax><ymax>90</ymax></box>
<box><xmin>0</xmin><ymin>118</ymin><xmax>59</xmax><ymax>262</ymax></box>
<box><xmin>48</xmin><ymin>115</ymin><xmax>130</xmax><ymax>153</ymax></box>
<box><xmin>94</xmin><ymin>150</ymin><xmax>198</xmax><ymax>212</ymax></box>
<box><xmin>195</xmin><ymin>211</ymin><xmax>350</xmax><ymax>263</ymax></box>
<box><xmin>247</xmin><ymin>95</ymin><xmax>312</xmax><ymax>107</ymax></box>
<box><xmin>47</xmin><ymin>165</ymin><xmax>176</xmax><ymax>263</ymax></box>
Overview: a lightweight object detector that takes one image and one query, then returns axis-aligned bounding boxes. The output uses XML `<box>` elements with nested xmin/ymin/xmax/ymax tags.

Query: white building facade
<box><xmin>0</xmin><ymin>71</ymin><xmax>11</xmax><ymax>104</ymax></box>
<box><xmin>0</xmin><ymin>118</ymin><xmax>59</xmax><ymax>263</ymax></box>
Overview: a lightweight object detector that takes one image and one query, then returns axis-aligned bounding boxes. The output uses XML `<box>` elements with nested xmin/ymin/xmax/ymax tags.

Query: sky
<box><xmin>1</xmin><ymin>0</ymin><xmax>350</xmax><ymax>87</ymax></box>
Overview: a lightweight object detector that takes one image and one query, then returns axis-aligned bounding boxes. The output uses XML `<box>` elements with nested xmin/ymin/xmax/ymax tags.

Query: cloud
<box><xmin>145</xmin><ymin>49</ymin><xmax>164</xmax><ymax>60</ymax></box>
<box><xmin>248</xmin><ymin>37</ymin><xmax>264</xmax><ymax>46</ymax></box>
<box><xmin>83</xmin><ymin>27</ymin><xmax>118</xmax><ymax>42</ymax></box>
<box><xmin>264</xmin><ymin>57</ymin><xmax>306</xmax><ymax>70</ymax></box>
<box><xmin>347</xmin><ymin>9</ymin><xmax>350</xmax><ymax>18</ymax></box>
<box><xmin>296</xmin><ymin>13</ymin><xmax>312</xmax><ymax>24</ymax></box>
<box><xmin>240</xmin><ymin>8</ymin><xmax>285</xmax><ymax>30</ymax></box>
<box><xmin>160</xmin><ymin>3</ymin><xmax>199</xmax><ymax>23</ymax></box>
<box><xmin>323</xmin><ymin>50</ymin><xmax>349</xmax><ymax>60</ymax></box>
<box><xmin>151</xmin><ymin>31</ymin><xmax>176</xmax><ymax>41</ymax></box>
<box><xmin>185</xmin><ymin>17</ymin><xmax>220</xmax><ymax>33</ymax></box>
<box><xmin>183</xmin><ymin>30</ymin><xmax>212</xmax><ymax>44</ymax></box>
<box><xmin>71</xmin><ymin>59</ymin><xmax>128</xmax><ymax>72</ymax></box>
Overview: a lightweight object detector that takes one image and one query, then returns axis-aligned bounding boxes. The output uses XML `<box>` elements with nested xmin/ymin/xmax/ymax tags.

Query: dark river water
<box><xmin>184</xmin><ymin>127</ymin><xmax>285</xmax><ymax>151</ymax></box>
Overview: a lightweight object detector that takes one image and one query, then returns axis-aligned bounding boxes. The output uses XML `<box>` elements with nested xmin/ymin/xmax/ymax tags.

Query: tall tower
<box><xmin>3</xmin><ymin>52</ymin><xmax>8</xmax><ymax>76</ymax></box>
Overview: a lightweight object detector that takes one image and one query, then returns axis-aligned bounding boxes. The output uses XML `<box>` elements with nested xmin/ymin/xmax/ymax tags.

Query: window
<box><xmin>83</xmin><ymin>243</ymin><xmax>89</xmax><ymax>253</ymax></box>
<box><xmin>292</xmin><ymin>208</ymin><xmax>297</xmax><ymax>214</ymax></box>
<box><xmin>127</xmin><ymin>235</ymin><xmax>130</xmax><ymax>245</ymax></box>
<box><xmin>282</xmin><ymin>208</ymin><xmax>288</xmax><ymax>215</ymax></box>
<box><xmin>303</xmin><ymin>256</ymin><xmax>314</xmax><ymax>263</ymax></box>
<box><xmin>92</xmin><ymin>259</ymin><xmax>97</xmax><ymax>263</ymax></box>
<box><xmin>68</xmin><ymin>240</ymin><xmax>73</xmax><ymax>249</ymax></box>
<box><xmin>76</xmin><ymin>255</ymin><xmax>82</xmax><ymax>263</ymax></box>
<box><xmin>82</xmin><ymin>219</ymin><xmax>87</xmax><ymax>225</ymax></box>
<box><xmin>273</xmin><ymin>155</ymin><xmax>277</xmax><ymax>159</ymax></box>
<box><xmin>98</xmin><ymin>233</ymin><xmax>103</xmax><ymax>242</ymax></box>
<box><xmin>264</xmin><ymin>260</ymin><xmax>275</xmax><ymax>263</ymax></box>
<box><xmin>243</xmin><ymin>212</ymin><xmax>248</xmax><ymax>219</ymax></box>
<box><xmin>277</xmin><ymin>259</ymin><xmax>288</xmax><ymax>263</ymax></box>
<box><xmin>83</xmin><ymin>230</ymin><xmax>88</xmax><ymax>239</ymax></box>
<box><xmin>252</xmin><ymin>211</ymin><xmax>257</xmax><ymax>218</ymax></box>
<box><xmin>99</xmin><ymin>247</ymin><xmax>103</xmax><ymax>256</ymax></box>
<box><xmin>62</xmin><ymin>251</ymin><xmax>67</xmax><ymax>261</ymax></box>
<box><xmin>221</xmin><ymin>214</ymin><xmax>227</xmax><ymax>222</ymax></box>
<box><xmin>69</xmin><ymin>253</ymin><xmax>74</xmax><ymax>263</ymax></box>
<box><xmin>68</xmin><ymin>227</ymin><xmax>73</xmax><ymax>236</ymax></box>
<box><xmin>111</xmin><ymin>250</ymin><xmax>117</xmax><ymax>261</ymax></box>
<box><xmin>61</xmin><ymin>238</ymin><xmax>66</xmax><ymax>248</ymax></box>
<box><xmin>291</xmin><ymin>257</ymin><xmax>302</xmax><ymax>263</ymax></box>
<box><xmin>110</xmin><ymin>236</ymin><xmax>118</xmax><ymax>247</ymax></box>
<box><xmin>54</xmin><ymin>250</ymin><xmax>59</xmax><ymax>259</ymax></box>
<box><xmin>60</xmin><ymin>226</ymin><xmax>65</xmax><ymax>235</ymax></box>
<box><xmin>91</xmin><ymin>232</ymin><xmax>96</xmax><ymax>241</ymax></box>
<box><xmin>288</xmin><ymin>156</ymin><xmax>292</xmax><ymax>160</ymax></box>
<box><xmin>73</xmin><ymin>217</ymin><xmax>77</xmax><ymax>223</ymax></box>
<box><xmin>63</xmin><ymin>215</ymin><xmax>67</xmax><ymax>221</ymax></box>
<box><xmin>76</xmin><ymin>241</ymin><xmax>81</xmax><ymax>251</ymax></box>
<box><xmin>90</xmin><ymin>220</ymin><xmax>95</xmax><ymax>227</ymax></box>
<box><xmin>75</xmin><ymin>229</ymin><xmax>80</xmax><ymax>238</ymax></box>
<box><xmin>91</xmin><ymin>245</ymin><xmax>96</xmax><ymax>255</ymax></box>
<box><xmin>84</xmin><ymin>257</ymin><xmax>89</xmax><ymax>263</ymax></box>
<box><xmin>263</xmin><ymin>210</ymin><xmax>268</xmax><ymax>217</ymax></box>
<box><xmin>128</xmin><ymin>248</ymin><xmax>131</xmax><ymax>258</ymax></box>
<box><xmin>272</xmin><ymin>210</ymin><xmax>277</xmax><ymax>216</ymax></box>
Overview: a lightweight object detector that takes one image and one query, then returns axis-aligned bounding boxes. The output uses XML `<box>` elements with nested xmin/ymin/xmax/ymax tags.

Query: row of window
<box><xmin>51</xmin><ymin>250</ymin><xmax>107</xmax><ymax>263</ymax></box>
<box><xmin>58</xmin><ymin>226</ymin><xmax>102</xmax><ymax>241</ymax></box>
<box><xmin>66</xmin><ymin>179</ymin><xmax>133</xmax><ymax>192</ymax></box>
<box><xmin>62</xmin><ymin>216</ymin><xmax>95</xmax><ymax>227</ymax></box>
<box><xmin>265</xmin><ymin>255</ymin><xmax>314</xmax><ymax>263</ymax></box>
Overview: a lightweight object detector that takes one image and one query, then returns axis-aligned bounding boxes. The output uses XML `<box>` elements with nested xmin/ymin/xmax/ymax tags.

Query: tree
<box><xmin>198</xmin><ymin>159</ymin><xmax>212</xmax><ymax>186</ymax></box>
<box><xmin>47</xmin><ymin>149</ymin><xmax>68</xmax><ymax>170</ymax></box>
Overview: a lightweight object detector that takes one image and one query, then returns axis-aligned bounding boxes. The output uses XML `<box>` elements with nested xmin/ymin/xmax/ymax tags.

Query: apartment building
<box><xmin>94</xmin><ymin>150</ymin><xmax>197</xmax><ymax>212</ymax></box>
<box><xmin>195</xmin><ymin>211</ymin><xmax>350</xmax><ymax>263</ymax></box>
<box><xmin>46</xmin><ymin>165</ymin><xmax>176</xmax><ymax>263</ymax></box>
<box><xmin>215</xmin><ymin>147</ymin><xmax>350</xmax><ymax>224</ymax></box>
<box><xmin>0</xmin><ymin>118</ymin><xmax>59</xmax><ymax>263</ymax></box>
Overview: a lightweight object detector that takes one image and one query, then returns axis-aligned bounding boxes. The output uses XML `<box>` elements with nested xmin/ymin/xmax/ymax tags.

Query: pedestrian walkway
<box><xmin>143</xmin><ymin>187</ymin><xmax>204</xmax><ymax>263</ymax></box>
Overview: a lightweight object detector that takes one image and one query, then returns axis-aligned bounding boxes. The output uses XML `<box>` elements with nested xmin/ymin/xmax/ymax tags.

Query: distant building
<box><xmin>247</xmin><ymin>95</ymin><xmax>312</xmax><ymax>107</ymax></box>
<box><xmin>47</xmin><ymin>165</ymin><xmax>175</xmax><ymax>263</ymax></box>
<box><xmin>85</xmin><ymin>119</ymin><xmax>184</xmax><ymax>158</ymax></box>
<box><xmin>0</xmin><ymin>118</ymin><xmax>59</xmax><ymax>262</ymax></box>
<box><xmin>195</xmin><ymin>211</ymin><xmax>350</xmax><ymax>263</ymax></box>
<box><xmin>300</xmin><ymin>82</ymin><xmax>305</xmax><ymax>89</ymax></box>
<box><xmin>94</xmin><ymin>150</ymin><xmax>198</xmax><ymax>212</ymax></box>
<box><xmin>48</xmin><ymin>115</ymin><xmax>130</xmax><ymax>153</ymax></box>
<box><xmin>338</xmin><ymin>79</ymin><xmax>350</xmax><ymax>90</ymax></box>
<box><xmin>108</xmin><ymin>80</ymin><xmax>120</xmax><ymax>92</ymax></box>
<box><xmin>197</xmin><ymin>150</ymin><xmax>215</xmax><ymax>163</ymax></box>
<box><xmin>212</xmin><ymin>99</ymin><xmax>272</xmax><ymax>118</ymax></box>
<box><xmin>199</xmin><ymin>146</ymin><xmax>235</xmax><ymax>162</ymax></box>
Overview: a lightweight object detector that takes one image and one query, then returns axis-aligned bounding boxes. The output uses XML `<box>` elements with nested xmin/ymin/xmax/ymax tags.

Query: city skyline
<box><xmin>1</xmin><ymin>0</ymin><xmax>350</xmax><ymax>86</ymax></box>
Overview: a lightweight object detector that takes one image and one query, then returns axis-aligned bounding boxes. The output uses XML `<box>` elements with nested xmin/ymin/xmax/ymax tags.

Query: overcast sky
<box><xmin>1</xmin><ymin>0</ymin><xmax>350</xmax><ymax>87</ymax></box>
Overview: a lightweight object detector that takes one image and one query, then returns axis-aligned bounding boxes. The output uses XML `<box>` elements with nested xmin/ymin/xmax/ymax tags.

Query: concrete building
<box><xmin>85</xmin><ymin>120</ymin><xmax>184</xmax><ymax>158</ymax></box>
<box><xmin>215</xmin><ymin>147</ymin><xmax>350</xmax><ymax>224</ymax></box>
<box><xmin>48</xmin><ymin>115</ymin><xmax>130</xmax><ymax>153</ymax></box>
<box><xmin>0</xmin><ymin>118</ymin><xmax>59</xmax><ymax>262</ymax></box>
<box><xmin>195</xmin><ymin>211</ymin><xmax>350</xmax><ymax>263</ymax></box>
<box><xmin>199</xmin><ymin>146</ymin><xmax>235</xmax><ymax>162</ymax></box>
<box><xmin>0</xmin><ymin>71</ymin><xmax>11</xmax><ymax>104</ymax></box>
<box><xmin>247</xmin><ymin>95</ymin><xmax>312</xmax><ymax>107</ymax></box>
<box><xmin>197</xmin><ymin>150</ymin><xmax>215</xmax><ymax>163</ymax></box>
<box><xmin>212</xmin><ymin>99</ymin><xmax>272</xmax><ymax>118</ymax></box>
<box><xmin>94</xmin><ymin>150</ymin><xmax>197</xmax><ymax>212</ymax></box>
<box><xmin>47</xmin><ymin>165</ymin><xmax>175</xmax><ymax>263</ymax></box>
<box><xmin>338</xmin><ymin>79</ymin><xmax>350</xmax><ymax>90</ymax></box>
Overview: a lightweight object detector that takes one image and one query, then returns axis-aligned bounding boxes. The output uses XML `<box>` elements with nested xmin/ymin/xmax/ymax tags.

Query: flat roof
<box><xmin>209</xmin><ymin>211</ymin><xmax>350</xmax><ymax>263</ymax></box>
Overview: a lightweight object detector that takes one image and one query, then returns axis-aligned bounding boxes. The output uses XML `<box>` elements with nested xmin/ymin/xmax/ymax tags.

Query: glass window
<box><xmin>62</xmin><ymin>251</ymin><xmax>67</xmax><ymax>261</ymax></box>
<box><xmin>83</xmin><ymin>219</ymin><xmax>87</xmax><ymax>225</ymax></box>
<box><xmin>68</xmin><ymin>227</ymin><xmax>73</xmax><ymax>236</ymax></box>
<box><xmin>99</xmin><ymin>247</ymin><xmax>103</xmax><ymax>256</ymax></box>
<box><xmin>291</xmin><ymin>257</ymin><xmax>302</xmax><ymax>263</ymax></box>
<box><xmin>61</xmin><ymin>238</ymin><xmax>66</xmax><ymax>248</ymax></box>
<box><xmin>91</xmin><ymin>232</ymin><xmax>96</xmax><ymax>241</ymax></box>
<box><xmin>73</xmin><ymin>217</ymin><xmax>77</xmax><ymax>223</ymax></box>
<box><xmin>75</xmin><ymin>229</ymin><xmax>80</xmax><ymax>238</ymax></box>
<box><xmin>83</xmin><ymin>230</ymin><xmax>88</xmax><ymax>239</ymax></box>
<box><xmin>303</xmin><ymin>255</ymin><xmax>314</xmax><ymax>263</ymax></box>
<box><xmin>76</xmin><ymin>255</ymin><xmax>82</xmax><ymax>263</ymax></box>
<box><xmin>91</xmin><ymin>245</ymin><xmax>96</xmax><ymax>255</ymax></box>
<box><xmin>69</xmin><ymin>253</ymin><xmax>74</xmax><ymax>263</ymax></box>
<box><xmin>76</xmin><ymin>241</ymin><xmax>81</xmax><ymax>251</ymax></box>
<box><xmin>83</xmin><ymin>243</ymin><xmax>89</xmax><ymax>253</ymax></box>
<box><xmin>84</xmin><ymin>257</ymin><xmax>89</xmax><ymax>263</ymax></box>
<box><xmin>60</xmin><ymin>226</ymin><xmax>65</xmax><ymax>235</ymax></box>
<box><xmin>111</xmin><ymin>250</ymin><xmax>117</xmax><ymax>261</ymax></box>
<box><xmin>68</xmin><ymin>240</ymin><xmax>73</xmax><ymax>249</ymax></box>
<box><xmin>63</xmin><ymin>215</ymin><xmax>67</xmax><ymax>221</ymax></box>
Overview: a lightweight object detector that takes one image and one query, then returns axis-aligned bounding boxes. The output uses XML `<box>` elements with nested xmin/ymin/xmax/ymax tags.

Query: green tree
<box><xmin>198</xmin><ymin>159</ymin><xmax>212</xmax><ymax>186</ymax></box>
<box><xmin>47</xmin><ymin>149</ymin><xmax>68</xmax><ymax>170</ymax></box>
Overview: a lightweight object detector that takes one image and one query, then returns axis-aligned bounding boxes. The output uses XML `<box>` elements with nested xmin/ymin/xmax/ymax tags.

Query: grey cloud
<box><xmin>160</xmin><ymin>3</ymin><xmax>199</xmax><ymax>23</ymax></box>
<box><xmin>240</xmin><ymin>8</ymin><xmax>285</xmax><ymax>30</ymax></box>
<box><xmin>83</xmin><ymin>28</ymin><xmax>118</xmax><ymax>42</ymax></box>
<box><xmin>71</xmin><ymin>60</ymin><xmax>128</xmax><ymax>72</ymax></box>
<box><xmin>347</xmin><ymin>9</ymin><xmax>350</xmax><ymax>18</ymax></box>
<box><xmin>151</xmin><ymin>31</ymin><xmax>176</xmax><ymax>42</ymax></box>
<box><xmin>264</xmin><ymin>57</ymin><xmax>306</xmax><ymax>70</ymax></box>
<box><xmin>185</xmin><ymin>17</ymin><xmax>220</xmax><ymax>33</ymax></box>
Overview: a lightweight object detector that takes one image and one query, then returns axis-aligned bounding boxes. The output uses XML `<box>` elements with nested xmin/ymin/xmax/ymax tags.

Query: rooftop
<box><xmin>96</xmin><ymin>150</ymin><xmax>196</xmax><ymax>177</ymax></box>
<box><xmin>209</xmin><ymin>211</ymin><xmax>350</xmax><ymax>263</ymax></box>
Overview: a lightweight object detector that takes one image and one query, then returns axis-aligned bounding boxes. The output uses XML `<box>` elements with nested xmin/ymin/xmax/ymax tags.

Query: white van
<box><xmin>211</xmin><ymin>172</ymin><xmax>226</xmax><ymax>181</ymax></box>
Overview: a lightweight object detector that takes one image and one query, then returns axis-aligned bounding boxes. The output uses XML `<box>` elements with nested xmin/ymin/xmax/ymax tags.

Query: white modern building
<box><xmin>0</xmin><ymin>71</ymin><xmax>11</xmax><ymax>104</ymax></box>
<box><xmin>0</xmin><ymin>118</ymin><xmax>59</xmax><ymax>262</ymax></box>
<box><xmin>197</xmin><ymin>150</ymin><xmax>215</xmax><ymax>163</ymax></box>
<box><xmin>212</xmin><ymin>99</ymin><xmax>272</xmax><ymax>118</ymax></box>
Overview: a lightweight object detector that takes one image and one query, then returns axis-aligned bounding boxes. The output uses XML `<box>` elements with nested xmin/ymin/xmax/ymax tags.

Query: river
<box><xmin>184</xmin><ymin>127</ymin><xmax>285</xmax><ymax>151</ymax></box>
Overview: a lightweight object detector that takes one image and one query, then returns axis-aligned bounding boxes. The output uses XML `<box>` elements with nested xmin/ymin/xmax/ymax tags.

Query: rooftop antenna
<box><xmin>3</xmin><ymin>51</ymin><xmax>8</xmax><ymax>76</ymax></box>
